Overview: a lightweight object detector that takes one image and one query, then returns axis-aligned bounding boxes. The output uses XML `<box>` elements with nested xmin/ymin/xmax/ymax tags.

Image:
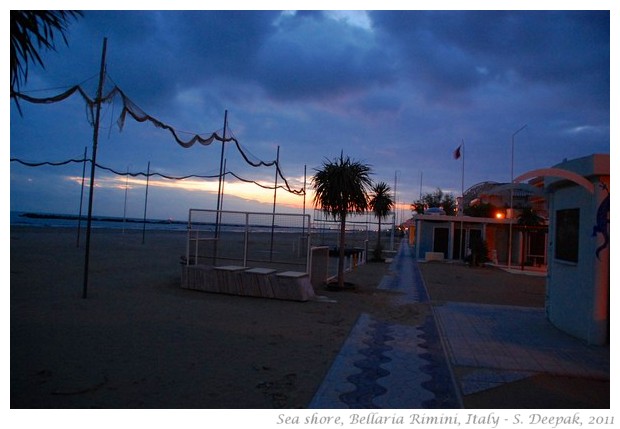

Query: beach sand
<box><xmin>10</xmin><ymin>227</ymin><xmax>609</xmax><ymax>410</ymax></box>
<box><xmin>10</xmin><ymin>227</ymin><xmax>398</xmax><ymax>409</ymax></box>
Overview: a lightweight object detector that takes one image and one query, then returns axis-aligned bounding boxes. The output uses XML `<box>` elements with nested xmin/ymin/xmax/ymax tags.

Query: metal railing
<box><xmin>186</xmin><ymin>209</ymin><xmax>312</xmax><ymax>273</ymax></box>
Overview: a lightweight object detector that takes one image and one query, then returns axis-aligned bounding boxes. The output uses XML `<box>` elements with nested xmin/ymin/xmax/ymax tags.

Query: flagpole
<box><xmin>460</xmin><ymin>139</ymin><xmax>465</xmax><ymax>260</ymax></box>
<box><xmin>461</xmin><ymin>139</ymin><xmax>465</xmax><ymax>201</ymax></box>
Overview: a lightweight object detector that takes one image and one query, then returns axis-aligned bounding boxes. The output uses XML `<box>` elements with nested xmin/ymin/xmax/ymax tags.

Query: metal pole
<box><xmin>221</xmin><ymin>159</ymin><xmax>226</xmax><ymax>211</ymax></box>
<box><xmin>142</xmin><ymin>161</ymin><xmax>150</xmax><ymax>244</ymax></box>
<box><xmin>460</xmin><ymin>139</ymin><xmax>465</xmax><ymax>259</ymax></box>
<box><xmin>215</xmin><ymin>110</ymin><xmax>228</xmax><ymax>238</ymax></box>
<box><xmin>82</xmin><ymin>37</ymin><xmax>107</xmax><ymax>299</ymax></box>
<box><xmin>302</xmin><ymin>165</ymin><xmax>307</xmax><ymax>222</ymax></box>
<box><xmin>391</xmin><ymin>170</ymin><xmax>397</xmax><ymax>250</ymax></box>
<box><xmin>302</xmin><ymin>164</ymin><xmax>307</xmax><ymax>247</ymax></box>
<box><xmin>213</xmin><ymin>111</ymin><xmax>228</xmax><ymax>264</ymax></box>
<box><xmin>270</xmin><ymin>145</ymin><xmax>280</xmax><ymax>261</ymax></box>
<box><xmin>508</xmin><ymin>124</ymin><xmax>527</xmax><ymax>270</ymax></box>
<box><xmin>243</xmin><ymin>212</ymin><xmax>249</xmax><ymax>267</ymax></box>
<box><xmin>299</xmin><ymin>164</ymin><xmax>310</xmax><ymax>258</ymax></box>
<box><xmin>76</xmin><ymin>146</ymin><xmax>87</xmax><ymax>247</ymax></box>
<box><xmin>122</xmin><ymin>165</ymin><xmax>129</xmax><ymax>234</ymax></box>
<box><xmin>419</xmin><ymin>171</ymin><xmax>423</xmax><ymax>200</ymax></box>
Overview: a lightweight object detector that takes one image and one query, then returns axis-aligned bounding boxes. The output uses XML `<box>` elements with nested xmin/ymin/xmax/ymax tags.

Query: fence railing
<box><xmin>186</xmin><ymin>209</ymin><xmax>382</xmax><ymax>286</ymax></box>
<box><xmin>186</xmin><ymin>209</ymin><xmax>312</xmax><ymax>273</ymax></box>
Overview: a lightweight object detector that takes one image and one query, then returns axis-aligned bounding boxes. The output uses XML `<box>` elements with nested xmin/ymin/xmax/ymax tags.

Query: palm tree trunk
<box><xmin>338</xmin><ymin>214</ymin><xmax>346</xmax><ymax>288</ymax></box>
<box><xmin>377</xmin><ymin>218</ymin><xmax>382</xmax><ymax>251</ymax></box>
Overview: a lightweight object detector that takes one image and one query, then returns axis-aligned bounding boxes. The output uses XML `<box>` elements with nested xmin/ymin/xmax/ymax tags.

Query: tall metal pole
<box><xmin>82</xmin><ymin>37</ymin><xmax>108</xmax><ymax>299</ymax></box>
<box><xmin>302</xmin><ymin>164</ymin><xmax>307</xmax><ymax>233</ymax></box>
<box><xmin>270</xmin><ymin>145</ymin><xmax>280</xmax><ymax>260</ymax></box>
<box><xmin>76</xmin><ymin>146</ymin><xmax>87</xmax><ymax>247</ymax></box>
<box><xmin>391</xmin><ymin>170</ymin><xmax>398</xmax><ymax>250</ymax></box>
<box><xmin>220</xmin><ymin>158</ymin><xmax>227</xmax><ymax>211</ymax></box>
<box><xmin>142</xmin><ymin>161</ymin><xmax>150</xmax><ymax>244</ymax></box>
<box><xmin>215</xmin><ymin>110</ymin><xmax>228</xmax><ymax>238</ymax></box>
<box><xmin>459</xmin><ymin>139</ymin><xmax>465</xmax><ymax>259</ymax></box>
<box><xmin>508</xmin><ymin>124</ymin><xmax>527</xmax><ymax>270</ymax></box>
<box><xmin>122</xmin><ymin>165</ymin><xmax>129</xmax><ymax>234</ymax></box>
<box><xmin>419</xmin><ymin>171</ymin><xmax>423</xmax><ymax>200</ymax></box>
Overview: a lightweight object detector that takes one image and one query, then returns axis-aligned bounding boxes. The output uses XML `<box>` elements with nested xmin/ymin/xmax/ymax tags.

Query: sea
<box><xmin>10</xmin><ymin>211</ymin><xmax>189</xmax><ymax>232</ymax></box>
<box><xmin>9</xmin><ymin>211</ymin><xmax>323</xmax><ymax>235</ymax></box>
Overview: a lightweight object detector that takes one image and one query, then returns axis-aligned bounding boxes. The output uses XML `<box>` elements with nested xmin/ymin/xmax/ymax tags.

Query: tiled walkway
<box><xmin>309</xmin><ymin>241</ymin><xmax>610</xmax><ymax>408</ymax></box>
<box><xmin>435</xmin><ymin>302</ymin><xmax>609</xmax><ymax>395</ymax></box>
<box><xmin>309</xmin><ymin>242</ymin><xmax>461</xmax><ymax>408</ymax></box>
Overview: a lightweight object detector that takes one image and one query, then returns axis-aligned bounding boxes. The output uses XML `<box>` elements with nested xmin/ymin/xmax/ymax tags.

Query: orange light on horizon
<box><xmin>66</xmin><ymin>174</ymin><xmax>308</xmax><ymax>209</ymax></box>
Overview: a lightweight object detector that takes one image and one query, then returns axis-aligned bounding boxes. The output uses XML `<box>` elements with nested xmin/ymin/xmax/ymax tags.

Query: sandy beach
<box><xmin>10</xmin><ymin>227</ymin><xmax>397</xmax><ymax>409</ymax></box>
<box><xmin>10</xmin><ymin>226</ymin><xmax>609</xmax><ymax>411</ymax></box>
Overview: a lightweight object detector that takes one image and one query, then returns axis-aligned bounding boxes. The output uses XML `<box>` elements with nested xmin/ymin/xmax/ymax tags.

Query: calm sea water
<box><xmin>9</xmin><ymin>211</ymin><xmax>323</xmax><ymax>234</ymax></box>
<box><xmin>10</xmin><ymin>211</ymin><xmax>188</xmax><ymax>232</ymax></box>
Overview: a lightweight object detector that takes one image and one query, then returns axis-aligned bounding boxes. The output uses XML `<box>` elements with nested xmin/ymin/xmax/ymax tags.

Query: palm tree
<box><xmin>312</xmin><ymin>153</ymin><xmax>373</xmax><ymax>289</ymax></box>
<box><xmin>11</xmin><ymin>11</ymin><xmax>82</xmax><ymax>96</ymax></box>
<box><xmin>517</xmin><ymin>206</ymin><xmax>544</xmax><ymax>226</ymax></box>
<box><xmin>369</xmin><ymin>181</ymin><xmax>393</xmax><ymax>260</ymax></box>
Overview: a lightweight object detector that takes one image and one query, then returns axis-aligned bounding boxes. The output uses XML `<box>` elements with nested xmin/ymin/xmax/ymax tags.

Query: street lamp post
<box><xmin>391</xmin><ymin>170</ymin><xmax>399</xmax><ymax>251</ymax></box>
<box><xmin>508</xmin><ymin>124</ymin><xmax>527</xmax><ymax>270</ymax></box>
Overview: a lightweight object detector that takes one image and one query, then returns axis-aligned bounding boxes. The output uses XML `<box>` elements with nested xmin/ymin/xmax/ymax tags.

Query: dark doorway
<box><xmin>433</xmin><ymin>227</ymin><xmax>449</xmax><ymax>257</ymax></box>
<box><xmin>453</xmin><ymin>227</ymin><xmax>465</xmax><ymax>260</ymax></box>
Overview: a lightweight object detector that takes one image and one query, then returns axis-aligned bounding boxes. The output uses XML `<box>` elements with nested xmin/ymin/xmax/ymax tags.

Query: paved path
<box><xmin>309</xmin><ymin>242</ymin><xmax>461</xmax><ymax>408</ymax></box>
<box><xmin>309</xmin><ymin>241</ymin><xmax>609</xmax><ymax>408</ymax></box>
<box><xmin>435</xmin><ymin>302</ymin><xmax>609</xmax><ymax>395</ymax></box>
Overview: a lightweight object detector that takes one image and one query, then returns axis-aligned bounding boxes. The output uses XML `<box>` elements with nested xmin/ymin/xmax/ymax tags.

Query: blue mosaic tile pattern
<box><xmin>309</xmin><ymin>243</ymin><xmax>461</xmax><ymax>409</ymax></box>
<box><xmin>417</xmin><ymin>312</ymin><xmax>461</xmax><ymax>408</ymax></box>
<box><xmin>339</xmin><ymin>320</ymin><xmax>393</xmax><ymax>408</ymax></box>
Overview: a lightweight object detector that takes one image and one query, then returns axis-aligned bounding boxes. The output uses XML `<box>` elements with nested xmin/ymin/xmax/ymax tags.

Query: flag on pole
<box><xmin>453</xmin><ymin>145</ymin><xmax>462</xmax><ymax>160</ymax></box>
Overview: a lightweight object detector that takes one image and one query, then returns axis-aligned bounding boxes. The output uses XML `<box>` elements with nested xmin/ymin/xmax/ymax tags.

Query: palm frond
<box><xmin>10</xmin><ymin>10</ymin><xmax>82</xmax><ymax>94</ymax></box>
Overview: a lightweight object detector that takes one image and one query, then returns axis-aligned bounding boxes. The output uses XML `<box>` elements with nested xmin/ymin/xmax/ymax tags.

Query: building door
<box><xmin>469</xmin><ymin>229</ymin><xmax>482</xmax><ymax>247</ymax></box>
<box><xmin>527</xmin><ymin>229</ymin><xmax>547</xmax><ymax>266</ymax></box>
<box><xmin>453</xmin><ymin>227</ymin><xmax>467</xmax><ymax>260</ymax></box>
<box><xmin>470</xmin><ymin>228</ymin><xmax>482</xmax><ymax>257</ymax></box>
<box><xmin>433</xmin><ymin>227</ymin><xmax>449</xmax><ymax>257</ymax></box>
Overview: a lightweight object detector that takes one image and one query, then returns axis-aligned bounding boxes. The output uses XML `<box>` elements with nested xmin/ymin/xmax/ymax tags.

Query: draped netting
<box><xmin>12</xmin><ymin>83</ymin><xmax>304</xmax><ymax>195</ymax></box>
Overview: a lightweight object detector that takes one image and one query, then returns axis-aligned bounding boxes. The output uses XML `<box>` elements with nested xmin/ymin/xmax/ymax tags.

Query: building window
<box><xmin>555</xmin><ymin>208</ymin><xmax>579</xmax><ymax>263</ymax></box>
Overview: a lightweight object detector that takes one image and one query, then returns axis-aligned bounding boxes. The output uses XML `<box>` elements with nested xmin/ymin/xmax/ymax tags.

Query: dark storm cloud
<box><xmin>9</xmin><ymin>9</ymin><xmax>611</xmax><ymax>220</ymax></box>
<box><xmin>252</xmin><ymin>12</ymin><xmax>396</xmax><ymax>102</ymax></box>
<box><xmin>89</xmin><ymin>11</ymin><xmax>396</xmax><ymax>105</ymax></box>
<box><xmin>369</xmin><ymin>10</ymin><xmax>609</xmax><ymax>107</ymax></box>
<box><xmin>160</xmin><ymin>10</ymin><xmax>280</xmax><ymax>80</ymax></box>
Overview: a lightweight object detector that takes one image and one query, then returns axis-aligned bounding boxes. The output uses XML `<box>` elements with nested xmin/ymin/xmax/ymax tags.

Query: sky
<box><xmin>8</xmin><ymin>4</ymin><xmax>613</xmax><ymax>223</ymax></box>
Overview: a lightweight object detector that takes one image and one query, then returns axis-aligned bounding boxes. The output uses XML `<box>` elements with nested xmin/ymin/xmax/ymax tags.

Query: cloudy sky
<box><xmin>9</xmin><ymin>6</ymin><xmax>612</xmax><ymax>222</ymax></box>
